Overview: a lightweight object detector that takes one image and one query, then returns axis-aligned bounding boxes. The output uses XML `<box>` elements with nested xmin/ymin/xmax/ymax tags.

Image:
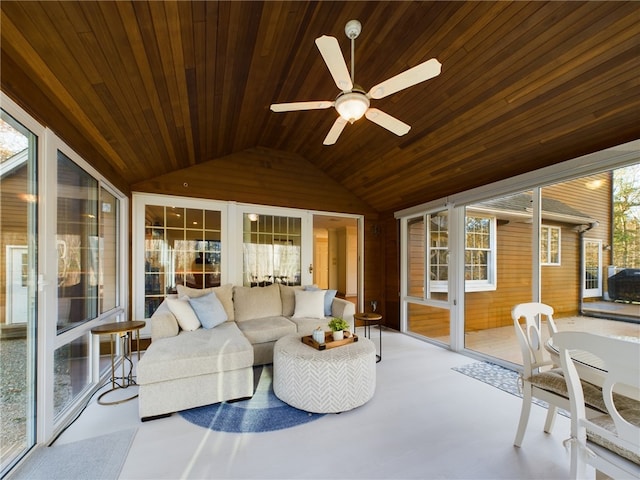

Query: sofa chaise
<box><xmin>137</xmin><ymin>282</ymin><xmax>355</xmax><ymax>420</ymax></box>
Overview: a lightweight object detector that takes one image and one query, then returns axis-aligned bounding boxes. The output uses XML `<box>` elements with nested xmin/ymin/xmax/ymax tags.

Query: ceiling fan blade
<box><xmin>315</xmin><ymin>35</ymin><xmax>353</xmax><ymax>92</ymax></box>
<box><xmin>270</xmin><ymin>101</ymin><xmax>333</xmax><ymax>112</ymax></box>
<box><xmin>367</xmin><ymin>58</ymin><xmax>441</xmax><ymax>100</ymax></box>
<box><xmin>365</xmin><ymin>108</ymin><xmax>411</xmax><ymax>136</ymax></box>
<box><xmin>323</xmin><ymin>117</ymin><xmax>348</xmax><ymax>145</ymax></box>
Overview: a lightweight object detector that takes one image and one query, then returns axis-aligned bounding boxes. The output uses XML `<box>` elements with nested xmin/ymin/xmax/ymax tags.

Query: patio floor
<box><xmin>464</xmin><ymin>314</ymin><xmax>640</xmax><ymax>365</ymax></box>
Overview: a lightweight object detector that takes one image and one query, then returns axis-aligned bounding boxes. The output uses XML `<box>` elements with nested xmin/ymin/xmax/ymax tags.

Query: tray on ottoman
<box><xmin>302</xmin><ymin>332</ymin><xmax>358</xmax><ymax>350</ymax></box>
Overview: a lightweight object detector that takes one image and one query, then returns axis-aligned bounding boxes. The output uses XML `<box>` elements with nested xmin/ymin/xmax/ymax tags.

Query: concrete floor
<box><xmin>53</xmin><ymin>330</ymin><xmax>578</xmax><ymax>479</ymax></box>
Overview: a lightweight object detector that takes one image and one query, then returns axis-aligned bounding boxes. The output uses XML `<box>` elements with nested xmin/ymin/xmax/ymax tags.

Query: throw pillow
<box><xmin>279</xmin><ymin>284</ymin><xmax>304</xmax><ymax>316</ymax></box>
<box><xmin>176</xmin><ymin>283</ymin><xmax>234</xmax><ymax>321</ymax></box>
<box><xmin>323</xmin><ymin>289</ymin><xmax>338</xmax><ymax>316</ymax></box>
<box><xmin>292</xmin><ymin>289</ymin><xmax>326</xmax><ymax>319</ymax></box>
<box><xmin>233</xmin><ymin>284</ymin><xmax>282</xmax><ymax>322</ymax></box>
<box><xmin>188</xmin><ymin>292</ymin><xmax>228</xmax><ymax>329</ymax></box>
<box><xmin>304</xmin><ymin>286</ymin><xmax>338</xmax><ymax>316</ymax></box>
<box><xmin>166</xmin><ymin>296</ymin><xmax>201</xmax><ymax>332</ymax></box>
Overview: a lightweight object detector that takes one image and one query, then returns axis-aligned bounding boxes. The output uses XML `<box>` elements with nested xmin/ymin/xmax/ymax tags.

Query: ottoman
<box><xmin>273</xmin><ymin>334</ymin><xmax>376</xmax><ymax>413</ymax></box>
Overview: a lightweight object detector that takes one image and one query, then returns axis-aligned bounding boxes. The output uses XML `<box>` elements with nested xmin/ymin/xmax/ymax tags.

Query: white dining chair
<box><xmin>554</xmin><ymin>331</ymin><xmax>640</xmax><ymax>479</ymax></box>
<box><xmin>512</xmin><ymin>302</ymin><xmax>568</xmax><ymax>447</ymax></box>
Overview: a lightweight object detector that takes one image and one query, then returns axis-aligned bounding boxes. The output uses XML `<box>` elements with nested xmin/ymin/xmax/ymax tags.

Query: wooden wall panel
<box><xmin>382</xmin><ymin>213</ymin><xmax>400</xmax><ymax>331</ymax></box>
<box><xmin>2</xmin><ymin>1</ymin><xmax>638</xmax><ymax>215</ymax></box>
<box><xmin>132</xmin><ymin>147</ymin><xmax>377</xmax><ymax>216</ymax></box>
<box><xmin>133</xmin><ymin>147</ymin><xmax>386</xmax><ymax>317</ymax></box>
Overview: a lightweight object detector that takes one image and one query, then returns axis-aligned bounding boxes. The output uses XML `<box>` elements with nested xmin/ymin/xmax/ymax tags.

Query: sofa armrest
<box><xmin>150</xmin><ymin>301</ymin><xmax>180</xmax><ymax>341</ymax></box>
<box><xmin>331</xmin><ymin>297</ymin><xmax>355</xmax><ymax>332</ymax></box>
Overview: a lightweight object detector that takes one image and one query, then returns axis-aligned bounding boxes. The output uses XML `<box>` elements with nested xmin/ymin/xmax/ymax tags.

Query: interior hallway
<box><xmin>51</xmin><ymin>330</ymin><xmax>577</xmax><ymax>479</ymax></box>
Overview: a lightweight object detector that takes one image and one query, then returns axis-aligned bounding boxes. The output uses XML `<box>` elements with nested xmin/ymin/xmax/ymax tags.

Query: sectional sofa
<box><xmin>136</xmin><ymin>282</ymin><xmax>355</xmax><ymax>420</ymax></box>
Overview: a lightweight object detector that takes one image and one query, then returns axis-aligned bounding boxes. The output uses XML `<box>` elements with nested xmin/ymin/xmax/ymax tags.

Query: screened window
<box><xmin>541</xmin><ymin>225</ymin><xmax>561</xmax><ymax>265</ymax></box>
<box><xmin>57</xmin><ymin>151</ymin><xmax>99</xmax><ymax>333</ymax></box>
<box><xmin>430</xmin><ymin>214</ymin><xmax>449</xmax><ymax>283</ymax></box>
<box><xmin>428</xmin><ymin>213</ymin><xmax>496</xmax><ymax>292</ymax></box>
<box><xmin>100</xmin><ymin>187</ymin><xmax>118</xmax><ymax>312</ymax></box>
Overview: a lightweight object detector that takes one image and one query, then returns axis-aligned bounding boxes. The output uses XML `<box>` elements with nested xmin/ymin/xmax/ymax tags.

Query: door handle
<box><xmin>308</xmin><ymin>264</ymin><xmax>313</xmax><ymax>274</ymax></box>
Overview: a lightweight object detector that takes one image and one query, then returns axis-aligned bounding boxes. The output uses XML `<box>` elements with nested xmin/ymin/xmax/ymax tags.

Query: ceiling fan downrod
<box><xmin>344</xmin><ymin>20</ymin><xmax>361</xmax><ymax>86</ymax></box>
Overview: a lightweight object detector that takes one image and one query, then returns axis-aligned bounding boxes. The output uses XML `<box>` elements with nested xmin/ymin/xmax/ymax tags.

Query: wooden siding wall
<box><xmin>540</xmin><ymin>221</ymin><xmax>580</xmax><ymax>315</ymax></box>
<box><xmin>133</xmin><ymin>146</ymin><xmax>386</xmax><ymax>320</ymax></box>
<box><xmin>1</xmin><ymin>167</ymin><xmax>28</xmax><ymax>324</ymax></box>
<box><xmin>465</xmin><ymin>220</ymin><xmax>533</xmax><ymax>332</ymax></box>
<box><xmin>384</xmin><ymin>173</ymin><xmax>614</xmax><ymax>337</ymax></box>
<box><xmin>543</xmin><ymin>171</ymin><xmax>613</xmax><ymax>283</ymax></box>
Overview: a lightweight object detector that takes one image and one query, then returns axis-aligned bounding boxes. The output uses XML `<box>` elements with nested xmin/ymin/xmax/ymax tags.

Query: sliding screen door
<box><xmin>0</xmin><ymin>110</ymin><xmax>38</xmax><ymax>474</ymax></box>
<box><xmin>405</xmin><ymin>211</ymin><xmax>451</xmax><ymax>345</ymax></box>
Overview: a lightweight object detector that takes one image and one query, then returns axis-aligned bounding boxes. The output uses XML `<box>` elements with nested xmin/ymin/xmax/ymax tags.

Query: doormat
<box><xmin>452</xmin><ymin>361</ymin><xmax>568</xmax><ymax>416</ymax></box>
<box><xmin>11</xmin><ymin>428</ymin><xmax>137</xmax><ymax>480</ymax></box>
<box><xmin>179</xmin><ymin>365</ymin><xmax>325</xmax><ymax>433</ymax></box>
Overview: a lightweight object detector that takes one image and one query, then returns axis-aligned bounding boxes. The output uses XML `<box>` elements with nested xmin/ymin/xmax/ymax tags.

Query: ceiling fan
<box><xmin>270</xmin><ymin>20</ymin><xmax>442</xmax><ymax>145</ymax></box>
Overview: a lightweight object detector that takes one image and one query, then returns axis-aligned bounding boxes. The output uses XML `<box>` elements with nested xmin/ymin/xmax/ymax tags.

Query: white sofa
<box><xmin>137</xmin><ymin>283</ymin><xmax>355</xmax><ymax>420</ymax></box>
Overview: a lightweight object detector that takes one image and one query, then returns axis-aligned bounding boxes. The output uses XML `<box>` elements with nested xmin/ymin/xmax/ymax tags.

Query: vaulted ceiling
<box><xmin>2</xmin><ymin>1</ymin><xmax>638</xmax><ymax>213</ymax></box>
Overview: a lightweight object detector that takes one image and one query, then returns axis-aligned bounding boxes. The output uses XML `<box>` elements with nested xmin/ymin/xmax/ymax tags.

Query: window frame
<box><xmin>430</xmin><ymin>214</ymin><xmax>497</xmax><ymax>293</ymax></box>
<box><xmin>540</xmin><ymin>225</ymin><xmax>561</xmax><ymax>266</ymax></box>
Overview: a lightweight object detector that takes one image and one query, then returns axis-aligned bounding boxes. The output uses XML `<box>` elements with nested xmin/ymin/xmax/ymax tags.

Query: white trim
<box><xmin>132</xmin><ymin>193</ymin><xmax>228</xmax><ymax>338</ymax></box>
<box><xmin>0</xmin><ymin>148</ymin><xmax>28</xmax><ymax>177</ymax></box>
<box><xmin>1</xmin><ymin>92</ymin><xmax>45</xmax><ymax>134</ymax></box>
<box><xmin>540</xmin><ymin>225</ymin><xmax>562</xmax><ymax>266</ymax></box>
<box><xmin>132</xmin><ymin>193</ymin><xmax>365</xmax><ymax>330</ymax></box>
<box><xmin>582</xmin><ymin>238</ymin><xmax>603</xmax><ymax>298</ymax></box>
<box><xmin>42</xmin><ymin>128</ymin><xmax>128</xmax><ymax>441</ymax></box>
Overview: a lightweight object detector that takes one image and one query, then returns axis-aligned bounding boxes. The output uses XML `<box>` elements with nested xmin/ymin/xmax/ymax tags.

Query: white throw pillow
<box><xmin>188</xmin><ymin>292</ymin><xmax>228</xmax><ymax>329</ymax></box>
<box><xmin>292</xmin><ymin>289</ymin><xmax>326</xmax><ymax>319</ymax></box>
<box><xmin>166</xmin><ymin>296</ymin><xmax>201</xmax><ymax>332</ymax></box>
<box><xmin>177</xmin><ymin>283</ymin><xmax>234</xmax><ymax>321</ymax></box>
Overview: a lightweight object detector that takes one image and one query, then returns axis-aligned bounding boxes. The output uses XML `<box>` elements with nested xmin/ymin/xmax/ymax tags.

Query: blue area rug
<box><xmin>179</xmin><ymin>365</ymin><xmax>325</xmax><ymax>433</ymax></box>
<box><xmin>452</xmin><ymin>361</ymin><xmax>568</xmax><ymax>417</ymax></box>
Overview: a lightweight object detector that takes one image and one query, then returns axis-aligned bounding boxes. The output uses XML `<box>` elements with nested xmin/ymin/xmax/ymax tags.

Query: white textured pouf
<box><xmin>273</xmin><ymin>334</ymin><xmax>376</xmax><ymax>413</ymax></box>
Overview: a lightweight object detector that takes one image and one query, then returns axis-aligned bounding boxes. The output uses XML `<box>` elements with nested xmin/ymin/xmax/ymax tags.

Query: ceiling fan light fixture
<box><xmin>335</xmin><ymin>92</ymin><xmax>369</xmax><ymax>123</ymax></box>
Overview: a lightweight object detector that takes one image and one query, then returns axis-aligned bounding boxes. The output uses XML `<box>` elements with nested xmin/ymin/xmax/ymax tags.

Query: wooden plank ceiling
<box><xmin>1</xmin><ymin>1</ymin><xmax>639</xmax><ymax>213</ymax></box>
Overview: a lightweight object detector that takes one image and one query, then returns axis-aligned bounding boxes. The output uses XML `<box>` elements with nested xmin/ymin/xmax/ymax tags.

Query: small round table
<box><xmin>354</xmin><ymin>312</ymin><xmax>382</xmax><ymax>362</ymax></box>
<box><xmin>91</xmin><ymin>320</ymin><xmax>146</xmax><ymax>405</ymax></box>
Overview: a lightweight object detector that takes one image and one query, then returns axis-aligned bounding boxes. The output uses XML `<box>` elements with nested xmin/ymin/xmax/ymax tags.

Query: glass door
<box><xmin>242</xmin><ymin>212</ymin><xmax>303</xmax><ymax>287</ymax></box>
<box><xmin>0</xmin><ymin>110</ymin><xmax>38</xmax><ymax>474</ymax></box>
<box><xmin>583</xmin><ymin>239</ymin><xmax>602</xmax><ymax>298</ymax></box>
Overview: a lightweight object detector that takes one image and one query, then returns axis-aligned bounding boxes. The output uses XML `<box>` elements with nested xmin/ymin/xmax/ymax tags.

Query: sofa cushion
<box><xmin>279</xmin><ymin>284</ymin><xmax>304</xmax><ymax>316</ymax></box>
<box><xmin>233</xmin><ymin>284</ymin><xmax>282</xmax><ymax>322</ymax></box>
<box><xmin>138</xmin><ymin>322</ymin><xmax>253</xmax><ymax>384</ymax></box>
<box><xmin>166</xmin><ymin>297</ymin><xmax>201</xmax><ymax>332</ymax></box>
<box><xmin>236</xmin><ymin>316</ymin><xmax>297</xmax><ymax>344</ymax></box>
<box><xmin>189</xmin><ymin>292</ymin><xmax>228</xmax><ymax>329</ymax></box>
<box><xmin>293</xmin><ymin>289</ymin><xmax>326</xmax><ymax>319</ymax></box>
<box><xmin>587</xmin><ymin>406</ymin><xmax>640</xmax><ymax>465</ymax></box>
<box><xmin>177</xmin><ymin>283</ymin><xmax>235</xmax><ymax>321</ymax></box>
<box><xmin>150</xmin><ymin>301</ymin><xmax>180</xmax><ymax>340</ymax></box>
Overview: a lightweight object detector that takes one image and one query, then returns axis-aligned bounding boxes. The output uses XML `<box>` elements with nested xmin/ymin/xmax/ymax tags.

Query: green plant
<box><xmin>328</xmin><ymin>317</ymin><xmax>349</xmax><ymax>332</ymax></box>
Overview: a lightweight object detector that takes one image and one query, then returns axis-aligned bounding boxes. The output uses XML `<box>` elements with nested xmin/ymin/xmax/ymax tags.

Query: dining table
<box><xmin>546</xmin><ymin>334</ymin><xmax>640</xmax><ymax>399</ymax></box>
